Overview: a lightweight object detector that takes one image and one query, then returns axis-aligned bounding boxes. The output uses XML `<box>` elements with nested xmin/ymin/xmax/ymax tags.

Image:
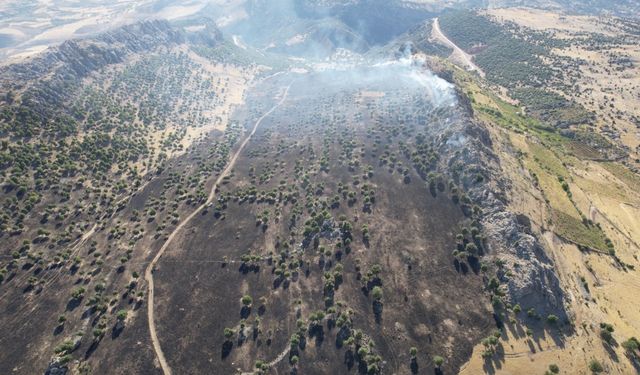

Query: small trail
<box><xmin>500</xmin><ymin>344</ymin><xmax>561</xmax><ymax>358</ymax></box>
<box><xmin>145</xmin><ymin>82</ymin><xmax>291</xmax><ymax>375</ymax></box>
<box><xmin>266</xmin><ymin>346</ymin><xmax>291</xmax><ymax>369</ymax></box>
<box><xmin>593</xmin><ymin>203</ymin><xmax>640</xmax><ymax>251</ymax></box>
<box><xmin>241</xmin><ymin>346</ymin><xmax>290</xmax><ymax>375</ymax></box>
<box><xmin>432</xmin><ymin>18</ymin><xmax>485</xmax><ymax>77</ymax></box>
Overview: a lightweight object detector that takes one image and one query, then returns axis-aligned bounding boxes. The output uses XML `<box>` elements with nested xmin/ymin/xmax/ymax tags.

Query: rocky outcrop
<box><xmin>428</xmin><ymin>92</ymin><xmax>569</xmax><ymax>320</ymax></box>
<box><xmin>44</xmin><ymin>358</ymin><xmax>68</xmax><ymax>375</ymax></box>
<box><xmin>44</xmin><ymin>334</ymin><xmax>82</xmax><ymax>375</ymax></box>
<box><xmin>482</xmin><ymin>208</ymin><xmax>566</xmax><ymax>315</ymax></box>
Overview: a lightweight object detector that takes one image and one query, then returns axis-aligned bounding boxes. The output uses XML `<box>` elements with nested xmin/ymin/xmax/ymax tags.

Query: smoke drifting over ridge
<box><xmin>292</xmin><ymin>62</ymin><xmax>455</xmax><ymax>106</ymax></box>
<box><xmin>0</xmin><ymin>0</ymin><xmax>456</xmax><ymax>114</ymax></box>
<box><xmin>218</xmin><ymin>0</ymin><xmax>435</xmax><ymax>59</ymax></box>
<box><xmin>214</xmin><ymin>1</ymin><xmax>457</xmax><ymax>110</ymax></box>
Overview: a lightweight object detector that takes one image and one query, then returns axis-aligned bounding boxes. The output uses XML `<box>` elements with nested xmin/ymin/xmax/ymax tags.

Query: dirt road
<box><xmin>145</xmin><ymin>82</ymin><xmax>291</xmax><ymax>375</ymax></box>
<box><xmin>432</xmin><ymin>18</ymin><xmax>485</xmax><ymax>77</ymax></box>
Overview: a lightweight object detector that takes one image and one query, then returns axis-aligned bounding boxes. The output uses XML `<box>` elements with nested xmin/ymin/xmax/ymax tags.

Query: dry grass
<box><xmin>454</xmin><ymin>61</ymin><xmax>640</xmax><ymax>374</ymax></box>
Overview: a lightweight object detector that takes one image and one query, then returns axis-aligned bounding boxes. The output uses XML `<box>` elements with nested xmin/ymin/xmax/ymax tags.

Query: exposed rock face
<box><xmin>479</xmin><ymin>193</ymin><xmax>567</xmax><ymax>318</ymax></box>
<box><xmin>44</xmin><ymin>357</ymin><xmax>69</xmax><ymax>375</ymax></box>
<box><xmin>424</xmin><ymin>81</ymin><xmax>569</xmax><ymax>320</ymax></box>
<box><xmin>44</xmin><ymin>334</ymin><xmax>82</xmax><ymax>374</ymax></box>
<box><xmin>44</xmin><ymin>358</ymin><xmax>69</xmax><ymax>375</ymax></box>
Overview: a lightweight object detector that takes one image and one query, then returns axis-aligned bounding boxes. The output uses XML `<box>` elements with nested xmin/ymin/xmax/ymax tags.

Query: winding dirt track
<box><xmin>145</xmin><ymin>82</ymin><xmax>291</xmax><ymax>375</ymax></box>
<box><xmin>432</xmin><ymin>18</ymin><xmax>485</xmax><ymax>77</ymax></box>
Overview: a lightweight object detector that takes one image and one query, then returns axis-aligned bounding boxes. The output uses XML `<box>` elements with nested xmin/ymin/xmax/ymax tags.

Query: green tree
<box><xmin>622</xmin><ymin>337</ymin><xmax>639</xmax><ymax>356</ymax></box>
<box><xmin>371</xmin><ymin>286</ymin><xmax>383</xmax><ymax>301</ymax></box>
<box><xmin>241</xmin><ymin>295</ymin><xmax>253</xmax><ymax>306</ymax></box>
<box><xmin>588</xmin><ymin>359</ymin><xmax>604</xmax><ymax>373</ymax></box>
<box><xmin>116</xmin><ymin>309</ymin><xmax>128</xmax><ymax>321</ymax></box>
<box><xmin>433</xmin><ymin>355</ymin><xmax>444</xmax><ymax>368</ymax></box>
<box><xmin>224</xmin><ymin>328</ymin><xmax>235</xmax><ymax>339</ymax></box>
<box><xmin>410</xmin><ymin>347</ymin><xmax>417</xmax><ymax>358</ymax></box>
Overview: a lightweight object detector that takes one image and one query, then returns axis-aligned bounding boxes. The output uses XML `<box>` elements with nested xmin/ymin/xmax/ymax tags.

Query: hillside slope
<box><xmin>0</xmin><ymin>19</ymin><xmax>258</xmax><ymax>375</ymax></box>
<box><xmin>426</xmin><ymin>9</ymin><xmax>640</xmax><ymax>374</ymax></box>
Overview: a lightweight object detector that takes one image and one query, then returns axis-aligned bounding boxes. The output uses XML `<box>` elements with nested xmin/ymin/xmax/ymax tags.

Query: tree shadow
<box><xmin>239</xmin><ymin>263</ymin><xmax>260</xmax><ymax>274</ymax></box>
<box><xmin>66</xmin><ymin>298</ymin><xmax>81</xmax><ymax>311</ymax></box>
<box><xmin>482</xmin><ymin>357</ymin><xmax>496</xmax><ymax>375</ymax></box>
<box><xmin>69</xmin><ymin>264</ymin><xmax>79</xmax><ymax>275</ymax></box>
<box><xmin>603</xmin><ymin>341</ymin><xmax>620</xmax><ymax>363</ymax></box>
<box><xmin>335</xmin><ymin>326</ymin><xmax>350</xmax><ymax>349</ymax></box>
<box><xmin>493</xmin><ymin>313</ymin><xmax>504</xmax><ymax>330</ymax></box>
<box><xmin>460</xmin><ymin>262</ymin><xmax>469</xmax><ymax>275</ymax></box>
<box><xmin>429</xmin><ymin>184</ymin><xmax>437</xmax><ymax>197</ymax></box>
<box><xmin>84</xmin><ymin>340</ymin><xmax>100</xmax><ymax>359</ymax></box>
<box><xmin>308</xmin><ymin>324</ymin><xmax>324</xmax><ymax>347</ymax></box>
<box><xmin>298</xmin><ymin>336</ymin><xmax>307</xmax><ymax>351</ymax></box>
<box><xmin>344</xmin><ymin>349</ymin><xmax>355</xmax><ymax>370</ymax></box>
<box><xmin>505</xmin><ymin>319</ymin><xmax>526</xmax><ymax>339</ymax></box>
<box><xmin>53</xmin><ymin>325</ymin><xmax>64</xmax><ymax>336</ymax></box>
<box><xmin>111</xmin><ymin>323</ymin><xmax>124</xmax><ymax>339</ymax></box>
<box><xmin>627</xmin><ymin>354</ymin><xmax>640</xmax><ymax>373</ymax></box>
<box><xmin>240</xmin><ymin>306</ymin><xmax>251</xmax><ymax>319</ymax></box>
<box><xmin>221</xmin><ymin>340</ymin><xmax>233</xmax><ymax>359</ymax></box>
<box><xmin>81</xmin><ymin>307</ymin><xmax>96</xmax><ymax>319</ymax></box>
<box><xmin>468</xmin><ymin>255</ymin><xmax>481</xmax><ymax>274</ymax></box>
<box><xmin>358</xmin><ymin>357</ymin><xmax>368</xmax><ymax>374</ymax></box>
<box><xmin>373</xmin><ymin>301</ymin><xmax>383</xmax><ymax>324</ymax></box>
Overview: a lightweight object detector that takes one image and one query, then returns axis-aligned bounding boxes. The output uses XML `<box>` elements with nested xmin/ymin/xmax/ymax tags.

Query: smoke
<box><xmin>404</xmin><ymin>68</ymin><xmax>456</xmax><ymax>108</ymax></box>
<box><xmin>210</xmin><ymin>1</ymin><xmax>455</xmax><ymax>109</ymax></box>
<box><xmin>216</xmin><ymin>0</ymin><xmax>434</xmax><ymax>59</ymax></box>
<box><xmin>279</xmin><ymin>56</ymin><xmax>456</xmax><ymax>124</ymax></box>
<box><xmin>298</xmin><ymin>41</ymin><xmax>455</xmax><ymax>110</ymax></box>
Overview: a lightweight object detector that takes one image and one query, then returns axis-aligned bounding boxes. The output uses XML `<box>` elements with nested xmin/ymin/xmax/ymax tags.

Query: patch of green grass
<box><xmin>526</xmin><ymin>156</ymin><xmax>578</xmax><ymax>217</ymax></box>
<box><xmin>566</xmin><ymin>141</ymin><xmax>604</xmax><ymax>160</ymax></box>
<box><xmin>528</xmin><ymin>142</ymin><xmax>569</xmax><ymax>178</ymax></box>
<box><xmin>553</xmin><ymin>209</ymin><xmax>609</xmax><ymax>252</ymax></box>
<box><xmin>456</xmin><ymin>71</ymin><xmax>562</xmax><ymax>142</ymax></box>
<box><xmin>601</xmin><ymin>162</ymin><xmax>640</xmax><ymax>192</ymax></box>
